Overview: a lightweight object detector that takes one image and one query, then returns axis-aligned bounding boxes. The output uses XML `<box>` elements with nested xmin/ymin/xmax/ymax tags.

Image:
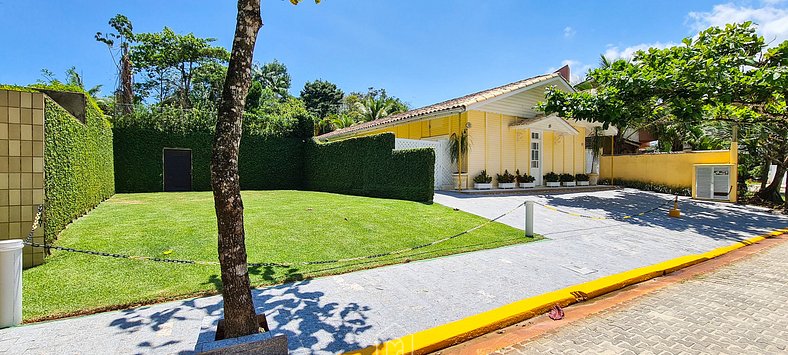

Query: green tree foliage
<box><xmin>301</xmin><ymin>79</ymin><xmax>344</xmax><ymax>132</ymax></box>
<box><xmin>350</xmin><ymin>88</ymin><xmax>408</xmax><ymax>122</ymax></box>
<box><xmin>254</xmin><ymin>59</ymin><xmax>291</xmax><ymax>100</ymax></box>
<box><xmin>539</xmin><ymin>22</ymin><xmax>787</xmax><ymax>205</ymax></box>
<box><xmin>130</xmin><ymin>27</ymin><xmax>230</xmax><ymax>107</ymax></box>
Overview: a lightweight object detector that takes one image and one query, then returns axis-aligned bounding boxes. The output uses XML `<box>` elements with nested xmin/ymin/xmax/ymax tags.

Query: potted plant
<box><xmin>496</xmin><ymin>170</ymin><xmax>516</xmax><ymax>189</ymax></box>
<box><xmin>450</xmin><ymin>130</ymin><xmax>470</xmax><ymax>189</ymax></box>
<box><xmin>575</xmin><ymin>173</ymin><xmax>590</xmax><ymax>186</ymax></box>
<box><xmin>516</xmin><ymin>169</ymin><xmax>536</xmax><ymax>188</ymax></box>
<box><xmin>544</xmin><ymin>172</ymin><xmax>560</xmax><ymax>187</ymax></box>
<box><xmin>588</xmin><ymin>127</ymin><xmax>602</xmax><ymax>185</ymax></box>
<box><xmin>473</xmin><ymin>170</ymin><xmax>493</xmax><ymax>190</ymax></box>
<box><xmin>560</xmin><ymin>173</ymin><xmax>576</xmax><ymax>187</ymax></box>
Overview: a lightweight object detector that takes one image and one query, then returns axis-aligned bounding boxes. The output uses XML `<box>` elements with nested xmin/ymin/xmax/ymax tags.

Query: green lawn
<box><xmin>23</xmin><ymin>190</ymin><xmax>538</xmax><ymax>321</ymax></box>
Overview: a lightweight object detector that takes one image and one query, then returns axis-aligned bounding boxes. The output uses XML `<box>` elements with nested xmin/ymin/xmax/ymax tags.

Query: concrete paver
<box><xmin>1</xmin><ymin>189</ymin><xmax>786</xmax><ymax>354</ymax></box>
<box><xmin>495</xmin><ymin>234</ymin><xmax>788</xmax><ymax>355</ymax></box>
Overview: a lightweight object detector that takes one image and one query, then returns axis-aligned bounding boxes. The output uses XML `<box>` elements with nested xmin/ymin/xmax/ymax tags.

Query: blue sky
<box><xmin>1</xmin><ymin>0</ymin><xmax>786</xmax><ymax>107</ymax></box>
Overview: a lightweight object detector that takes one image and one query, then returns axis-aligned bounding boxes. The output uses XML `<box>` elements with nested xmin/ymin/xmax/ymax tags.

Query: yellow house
<box><xmin>317</xmin><ymin>67</ymin><xmax>613</xmax><ymax>190</ymax></box>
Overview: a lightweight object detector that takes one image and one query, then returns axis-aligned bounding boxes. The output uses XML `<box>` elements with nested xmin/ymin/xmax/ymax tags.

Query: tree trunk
<box><xmin>119</xmin><ymin>44</ymin><xmax>134</xmax><ymax>115</ymax></box>
<box><xmin>757</xmin><ymin>164</ymin><xmax>785</xmax><ymax>204</ymax></box>
<box><xmin>759</xmin><ymin>159</ymin><xmax>770</xmax><ymax>189</ymax></box>
<box><xmin>210</xmin><ymin>0</ymin><xmax>263</xmax><ymax>339</ymax></box>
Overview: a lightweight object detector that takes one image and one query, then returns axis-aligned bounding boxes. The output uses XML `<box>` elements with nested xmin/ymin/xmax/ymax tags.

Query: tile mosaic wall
<box><xmin>0</xmin><ymin>89</ymin><xmax>45</xmax><ymax>268</ymax></box>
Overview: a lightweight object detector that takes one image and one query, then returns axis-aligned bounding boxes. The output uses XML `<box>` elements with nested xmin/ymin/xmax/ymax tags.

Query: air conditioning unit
<box><xmin>693</xmin><ymin>164</ymin><xmax>732</xmax><ymax>201</ymax></box>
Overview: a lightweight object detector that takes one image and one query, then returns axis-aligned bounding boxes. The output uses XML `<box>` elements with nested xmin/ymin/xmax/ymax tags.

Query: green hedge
<box><xmin>114</xmin><ymin>130</ymin><xmax>434</xmax><ymax>202</ymax></box>
<box><xmin>305</xmin><ymin>133</ymin><xmax>434</xmax><ymax>202</ymax></box>
<box><xmin>600</xmin><ymin>178</ymin><xmax>691</xmax><ymax>196</ymax></box>
<box><xmin>44</xmin><ymin>97</ymin><xmax>115</xmax><ymax>243</ymax></box>
<box><xmin>113</xmin><ymin>128</ymin><xmax>304</xmax><ymax>192</ymax></box>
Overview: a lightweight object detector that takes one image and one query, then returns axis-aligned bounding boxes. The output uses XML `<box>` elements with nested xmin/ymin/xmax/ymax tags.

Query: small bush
<box><xmin>559</xmin><ymin>173</ymin><xmax>575</xmax><ymax>182</ymax></box>
<box><xmin>496</xmin><ymin>170</ymin><xmax>515</xmax><ymax>183</ymax></box>
<box><xmin>599</xmin><ymin>178</ymin><xmax>691</xmax><ymax>196</ymax></box>
<box><xmin>515</xmin><ymin>169</ymin><xmax>535</xmax><ymax>183</ymax></box>
<box><xmin>544</xmin><ymin>172</ymin><xmax>559</xmax><ymax>182</ymax></box>
<box><xmin>474</xmin><ymin>170</ymin><xmax>493</xmax><ymax>183</ymax></box>
<box><xmin>575</xmin><ymin>173</ymin><xmax>589</xmax><ymax>182</ymax></box>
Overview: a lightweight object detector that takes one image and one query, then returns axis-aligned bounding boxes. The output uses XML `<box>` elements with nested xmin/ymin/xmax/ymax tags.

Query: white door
<box><xmin>530</xmin><ymin>131</ymin><xmax>542</xmax><ymax>185</ymax></box>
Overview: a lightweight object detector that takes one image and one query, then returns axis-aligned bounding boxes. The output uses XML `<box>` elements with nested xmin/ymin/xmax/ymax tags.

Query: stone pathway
<box><xmin>494</xmin><ymin>234</ymin><xmax>788</xmax><ymax>354</ymax></box>
<box><xmin>1</xmin><ymin>189</ymin><xmax>786</xmax><ymax>354</ymax></box>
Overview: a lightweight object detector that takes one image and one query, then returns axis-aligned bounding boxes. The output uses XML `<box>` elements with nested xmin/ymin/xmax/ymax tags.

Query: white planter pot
<box><xmin>498</xmin><ymin>182</ymin><xmax>516</xmax><ymax>189</ymax></box>
<box><xmin>546</xmin><ymin>182</ymin><xmax>560</xmax><ymax>187</ymax></box>
<box><xmin>577</xmin><ymin>181</ymin><xmax>590</xmax><ymax>186</ymax></box>
<box><xmin>519</xmin><ymin>182</ymin><xmax>536</xmax><ymax>188</ymax></box>
<box><xmin>474</xmin><ymin>183</ymin><xmax>493</xmax><ymax>190</ymax></box>
<box><xmin>562</xmin><ymin>181</ymin><xmax>576</xmax><ymax>187</ymax></box>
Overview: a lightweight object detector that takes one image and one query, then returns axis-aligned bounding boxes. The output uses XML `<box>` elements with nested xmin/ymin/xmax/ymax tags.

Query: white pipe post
<box><xmin>0</xmin><ymin>239</ymin><xmax>24</xmax><ymax>328</ymax></box>
<box><xmin>525</xmin><ymin>201</ymin><xmax>534</xmax><ymax>238</ymax></box>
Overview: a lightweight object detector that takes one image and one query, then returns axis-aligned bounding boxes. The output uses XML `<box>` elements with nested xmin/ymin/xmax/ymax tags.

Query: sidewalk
<box><xmin>493</xmin><ymin>235</ymin><xmax>788</xmax><ymax>354</ymax></box>
<box><xmin>1</xmin><ymin>189</ymin><xmax>786</xmax><ymax>354</ymax></box>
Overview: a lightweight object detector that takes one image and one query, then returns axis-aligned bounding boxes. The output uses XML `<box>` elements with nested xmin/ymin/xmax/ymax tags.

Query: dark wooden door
<box><xmin>163</xmin><ymin>149</ymin><xmax>192</xmax><ymax>192</ymax></box>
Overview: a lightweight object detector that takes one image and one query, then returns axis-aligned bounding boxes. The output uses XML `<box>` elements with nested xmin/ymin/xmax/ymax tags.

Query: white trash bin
<box><xmin>0</xmin><ymin>239</ymin><xmax>23</xmax><ymax>328</ymax></box>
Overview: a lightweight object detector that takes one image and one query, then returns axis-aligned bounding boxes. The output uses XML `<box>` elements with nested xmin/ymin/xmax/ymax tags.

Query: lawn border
<box><xmin>343</xmin><ymin>227</ymin><xmax>788</xmax><ymax>355</ymax></box>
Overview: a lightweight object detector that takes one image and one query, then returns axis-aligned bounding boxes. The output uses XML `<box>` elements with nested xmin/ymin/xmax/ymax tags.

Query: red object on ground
<box><xmin>548</xmin><ymin>304</ymin><xmax>565</xmax><ymax>320</ymax></box>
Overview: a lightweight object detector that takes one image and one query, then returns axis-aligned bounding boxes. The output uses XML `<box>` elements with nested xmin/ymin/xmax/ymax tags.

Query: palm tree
<box><xmin>355</xmin><ymin>95</ymin><xmax>394</xmax><ymax>122</ymax></box>
<box><xmin>330</xmin><ymin>113</ymin><xmax>356</xmax><ymax>130</ymax></box>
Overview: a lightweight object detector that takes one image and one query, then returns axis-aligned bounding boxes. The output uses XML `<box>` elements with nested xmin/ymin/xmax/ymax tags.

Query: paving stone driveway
<box><xmin>494</xmin><ymin>235</ymin><xmax>788</xmax><ymax>355</ymax></box>
<box><xmin>1</xmin><ymin>189</ymin><xmax>786</xmax><ymax>354</ymax></box>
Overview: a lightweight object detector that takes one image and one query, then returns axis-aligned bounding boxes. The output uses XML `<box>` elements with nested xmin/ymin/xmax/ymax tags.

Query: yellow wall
<box><xmin>599</xmin><ymin>150</ymin><xmax>737</xmax><ymax>201</ymax></box>
<box><xmin>357</xmin><ymin>110</ymin><xmax>588</xmax><ymax>188</ymax></box>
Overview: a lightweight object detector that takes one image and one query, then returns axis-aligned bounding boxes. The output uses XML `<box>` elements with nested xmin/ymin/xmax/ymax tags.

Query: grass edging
<box><xmin>343</xmin><ymin>227</ymin><xmax>788</xmax><ymax>355</ymax></box>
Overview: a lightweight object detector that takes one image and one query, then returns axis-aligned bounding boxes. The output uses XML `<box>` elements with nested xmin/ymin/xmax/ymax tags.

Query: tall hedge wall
<box><xmin>45</xmin><ymin>97</ymin><xmax>115</xmax><ymax>242</ymax></box>
<box><xmin>113</xmin><ymin>128</ymin><xmax>304</xmax><ymax>192</ymax></box>
<box><xmin>305</xmin><ymin>133</ymin><xmax>435</xmax><ymax>202</ymax></box>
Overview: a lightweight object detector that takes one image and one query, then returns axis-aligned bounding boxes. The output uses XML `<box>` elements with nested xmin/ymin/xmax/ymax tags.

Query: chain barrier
<box><xmin>22</xmin><ymin>202</ymin><xmax>527</xmax><ymax>268</ymax></box>
<box><xmin>532</xmin><ymin>196</ymin><xmax>676</xmax><ymax>221</ymax></box>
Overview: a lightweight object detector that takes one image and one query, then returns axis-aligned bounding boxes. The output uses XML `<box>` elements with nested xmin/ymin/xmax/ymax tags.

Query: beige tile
<box><xmin>8</xmin><ymin>124</ymin><xmax>20</xmax><ymax>140</ymax></box>
<box><xmin>21</xmin><ymin>190</ymin><xmax>32</xmax><ymax>207</ymax></box>
<box><xmin>32</xmin><ymin>93</ymin><xmax>43</xmax><ymax>109</ymax></box>
<box><xmin>8</xmin><ymin>157</ymin><xmax>20</xmax><ymax>172</ymax></box>
<box><xmin>21</xmin><ymin>157</ymin><xmax>32</xmax><ymax>172</ymax></box>
<box><xmin>32</xmin><ymin>125</ymin><xmax>43</xmax><ymax>141</ymax></box>
<box><xmin>32</xmin><ymin>189</ymin><xmax>43</xmax><ymax>204</ymax></box>
<box><xmin>8</xmin><ymin>173</ymin><xmax>20</xmax><ymax>189</ymax></box>
<box><xmin>20</xmin><ymin>173</ymin><xmax>32</xmax><ymax>189</ymax></box>
<box><xmin>0</xmin><ymin>223</ymin><xmax>7</xmax><ymax>237</ymax></box>
<box><xmin>18</xmin><ymin>223</ymin><xmax>29</xmax><ymax>237</ymax></box>
<box><xmin>33</xmin><ymin>157</ymin><xmax>43</xmax><ymax>173</ymax></box>
<box><xmin>22</xmin><ymin>205</ymin><xmax>33</xmax><ymax>221</ymax></box>
<box><xmin>0</xmin><ymin>139</ymin><xmax>7</xmax><ymax>156</ymax></box>
<box><xmin>0</xmin><ymin>123</ymin><xmax>7</xmax><ymax>140</ymax></box>
<box><xmin>32</xmin><ymin>141</ymin><xmax>43</xmax><ymax>157</ymax></box>
<box><xmin>8</xmin><ymin>206</ymin><xmax>19</xmax><ymax>221</ymax></box>
<box><xmin>0</xmin><ymin>157</ymin><xmax>7</xmax><ymax>172</ymax></box>
<box><xmin>32</xmin><ymin>252</ymin><xmax>44</xmax><ymax>266</ymax></box>
<box><xmin>20</xmin><ymin>92</ymin><xmax>32</xmax><ymax>108</ymax></box>
<box><xmin>0</xmin><ymin>107</ymin><xmax>7</xmax><ymax>123</ymax></box>
<box><xmin>0</xmin><ymin>191</ymin><xmax>7</xmax><ymax>205</ymax></box>
<box><xmin>0</xmin><ymin>91</ymin><xmax>7</xmax><ymax>106</ymax></box>
<box><xmin>23</xmin><ymin>256</ymin><xmax>32</xmax><ymax>269</ymax></box>
<box><xmin>20</xmin><ymin>108</ymin><xmax>32</xmax><ymax>124</ymax></box>
<box><xmin>21</xmin><ymin>124</ymin><xmax>32</xmax><ymax>141</ymax></box>
<box><xmin>7</xmin><ymin>91</ymin><xmax>20</xmax><ymax>107</ymax></box>
<box><xmin>20</xmin><ymin>141</ymin><xmax>32</xmax><ymax>156</ymax></box>
<box><xmin>8</xmin><ymin>107</ymin><xmax>19</xmax><ymax>124</ymax></box>
<box><xmin>0</xmin><ymin>173</ymin><xmax>7</xmax><ymax>189</ymax></box>
<box><xmin>0</xmin><ymin>207</ymin><xmax>7</xmax><ymax>222</ymax></box>
<box><xmin>33</xmin><ymin>109</ymin><xmax>44</xmax><ymax>126</ymax></box>
<box><xmin>32</xmin><ymin>173</ymin><xmax>43</xmax><ymax>189</ymax></box>
<box><xmin>33</xmin><ymin>227</ymin><xmax>43</xmax><ymax>237</ymax></box>
<box><xmin>8</xmin><ymin>189</ymin><xmax>20</xmax><ymax>205</ymax></box>
<box><xmin>8</xmin><ymin>140</ymin><xmax>19</xmax><ymax>156</ymax></box>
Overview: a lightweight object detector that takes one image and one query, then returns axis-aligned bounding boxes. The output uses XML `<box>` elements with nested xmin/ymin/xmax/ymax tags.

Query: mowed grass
<box><xmin>22</xmin><ymin>190</ymin><xmax>539</xmax><ymax>321</ymax></box>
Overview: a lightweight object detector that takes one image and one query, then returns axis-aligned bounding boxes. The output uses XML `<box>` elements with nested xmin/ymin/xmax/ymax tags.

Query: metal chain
<box><xmin>22</xmin><ymin>202</ymin><xmax>527</xmax><ymax>268</ymax></box>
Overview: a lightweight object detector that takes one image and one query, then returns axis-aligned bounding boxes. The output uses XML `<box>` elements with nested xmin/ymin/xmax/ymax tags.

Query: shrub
<box><xmin>496</xmin><ymin>170</ymin><xmax>515</xmax><ymax>183</ymax></box>
<box><xmin>559</xmin><ymin>173</ymin><xmax>575</xmax><ymax>182</ymax></box>
<box><xmin>599</xmin><ymin>178</ymin><xmax>691</xmax><ymax>196</ymax></box>
<box><xmin>44</xmin><ymin>94</ymin><xmax>115</xmax><ymax>243</ymax></box>
<box><xmin>474</xmin><ymin>170</ymin><xmax>493</xmax><ymax>184</ymax></box>
<box><xmin>544</xmin><ymin>172</ymin><xmax>559</xmax><ymax>182</ymax></box>
<box><xmin>575</xmin><ymin>173</ymin><xmax>590</xmax><ymax>182</ymax></box>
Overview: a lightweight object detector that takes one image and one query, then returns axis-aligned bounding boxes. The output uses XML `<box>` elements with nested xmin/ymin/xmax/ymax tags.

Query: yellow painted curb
<box><xmin>344</xmin><ymin>227</ymin><xmax>788</xmax><ymax>355</ymax></box>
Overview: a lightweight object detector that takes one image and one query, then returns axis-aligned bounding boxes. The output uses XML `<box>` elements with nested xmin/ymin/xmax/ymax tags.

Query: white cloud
<box><xmin>563</xmin><ymin>26</ymin><xmax>576</xmax><ymax>39</ymax></box>
<box><xmin>688</xmin><ymin>1</ymin><xmax>788</xmax><ymax>46</ymax></box>
<box><xmin>603</xmin><ymin>41</ymin><xmax>678</xmax><ymax>61</ymax></box>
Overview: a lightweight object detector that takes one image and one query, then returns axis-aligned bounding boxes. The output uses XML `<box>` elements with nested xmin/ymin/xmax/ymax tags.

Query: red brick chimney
<box><xmin>554</xmin><ymin>64</ymin><xmax>571</xmax><ymax>82</ymax></box>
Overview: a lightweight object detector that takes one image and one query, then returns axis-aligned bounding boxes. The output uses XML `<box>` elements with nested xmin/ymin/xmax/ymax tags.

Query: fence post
<box><xmin>525</xmin><ymin>201</ymin><xmax>534</xmax><ymax>238</ymax></box>
<box><xmin>0</xmin><ymin>239</ymin><xmax>24</xmax><ymax>328</ymax></box>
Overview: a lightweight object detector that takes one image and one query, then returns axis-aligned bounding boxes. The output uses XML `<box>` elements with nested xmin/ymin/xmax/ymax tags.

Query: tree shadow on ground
<box><xmin>538</xmin><ymin>189</ymin><xmax>788</xmax><ymax>242</ymax></box>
